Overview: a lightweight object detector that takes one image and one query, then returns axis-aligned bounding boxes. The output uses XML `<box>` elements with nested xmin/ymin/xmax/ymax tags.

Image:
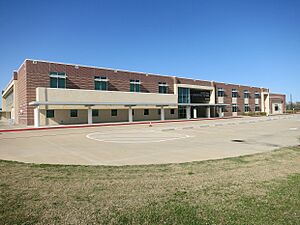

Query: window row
<box><xmin>46</xmin><ymin>109</ymin><xmax>175</xmax><ymax>118</ymax></box>
<box><xmin>231</xmin><ymin>104</ymin><xmax>260</xmax><ymax>112</ymax></box>
<box><xmin>217</xmin><ymin>88</ymin><xmax>261</xmax><ymax>99</ymax></box>
<box><xmin>49</xmin><ymin>72</ymin><xmax>169</xmax><ymax>93</ymax></box>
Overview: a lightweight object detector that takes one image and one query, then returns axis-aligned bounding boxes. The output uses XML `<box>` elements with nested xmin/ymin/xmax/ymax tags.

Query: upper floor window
<box><xmin>255</xmin><ymin>92</ymin><xmax>260</xmax><ymax>99</ymax></box>
<box><xmin>232</xmin><ymin>89</ymin><xmax>238</xmax><ymax>98</ymax></box>
<box><xmin>178</xmin><ymin>87</ymin><xmax>190</xmax><ymax>103</ymax></box>
<box><xmin>158</xmin><ymin>82</ymin><xmax>168</xmax><ymax>94</ymax></box>
<box><xmin>244</xmin><ymin>90</ymin><xmax>250</xmax><ymax>99</ymax></box>
<box><xmin>130</xmin><ymin>80</ymin><xmax>141</xmax><ymax>92</ymax></box>
<box><xmin>49</xmin><ymin>72</ymin><xmax>66</xmax><ymax>88</ymax></box>
<box><xmin>217</xmin><ymin>88</ymin><xmax>225</xmax><ymax>97</ymax></box>
<box><xmin>95</xmin><ymin>76</ymin><xmax>108</xmax><ymax>90</ymax></box>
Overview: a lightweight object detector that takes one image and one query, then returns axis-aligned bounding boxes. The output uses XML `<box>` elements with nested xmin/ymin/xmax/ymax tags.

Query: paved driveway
<box><xmin>0</xmin><ymin>115</ymin><xmax>299</xmax><ymax>165</ymax></box>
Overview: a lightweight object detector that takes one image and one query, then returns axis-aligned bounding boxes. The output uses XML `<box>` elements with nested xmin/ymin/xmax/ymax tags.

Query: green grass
<box><xmin>0</xmin><ymin>146</ymin><xmax>300</xmax><ymax>225</ymax></box>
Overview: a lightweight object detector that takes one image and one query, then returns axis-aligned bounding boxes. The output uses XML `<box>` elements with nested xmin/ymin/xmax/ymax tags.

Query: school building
<box><xmin>1</xmin><ymin>59</ymin><xmax>286</xmax><ymax>127</ymax></box>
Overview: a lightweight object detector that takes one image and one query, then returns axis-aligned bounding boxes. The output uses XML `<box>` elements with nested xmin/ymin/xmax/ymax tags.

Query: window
<box><xmin>130</xmin><ymin>80</ymin><xmax>141</xmax><ymax>92</ymax></box>
<box><xmin>255</xmin><ymin>92</ymin><xmax>260</xmax><ymax>99</ymax></box>
<box><xmin>217</xmin><ymin>88</ymin><xmax>225</xmax><ymax>97</ymax></box>
<box><xmin>92</xmin><ymin>109</ymin><xmax>99</xmax><ymax>117</ymax></box>
<box><xmin>244</xmin><ymin>90</ymin><xmax>250</xmax><ymax>99</ymax></box>
<box><xmin>158</xmin><ymin>109</ymin><xmax>161</xmax><ymax>115</ymax></box>
<box><xmin>244</xmin><ymin>104</ymin><xmax>250</xmax><ymax>112</ymax></box>
<box><xmin>178</xmin><ymin>87</ymin><xmax>190</xmax><ymax>103</ymax></box>
<box><xmin>70</xmin><ymin>109</ymin><xmax>78</xmax><ymax>117</ymax></box>
<box><xmin>49</xmin><ymin>72</ymin><xmax>66</xmax><ymax>88</ymax></box>
<box><xmin>232</xmin><ymin>89</ymin><xmax>238</xmax><ymax>98</ymax></box>
<box><xmin>158</xmin><ymin>82</ymin><xmax>168</xmax><ymax>93</ymax></box>
<box><xmin>255</xmin><ymin>105</ymin><xmax>260</xmax><ymax>112</ymax></box>
<box><xmin>170</xmin><ymin>109</ymin><xmax>175</xmax><ymax>114</ymax></box>
<box><xmin>144</xmin><ymin>109</ymin><xmax>149</xmax><ymax>116</ymax></box>
<box><xmin>46</xmin><ymin>110</ymin><xmax>54</xmax><ymax>118</ymax></box>
<box><xmin>275</xmin><ymin>104</ymin><xmax>279</xmax><ymax>111</ymax></box>
<box><xmin>232</xmin><ymin>104</ymin><xmax>238</xmax><ymax>112</ymax></box>
<box><xmin>94</xmin><ymin>76</ymin><xmax>108</xmax><ymax>90</ymax></box>
<box><xmin>111</xmin><ymin>109</ymin><xmax>117</xmax><ymax>116</ymax></box>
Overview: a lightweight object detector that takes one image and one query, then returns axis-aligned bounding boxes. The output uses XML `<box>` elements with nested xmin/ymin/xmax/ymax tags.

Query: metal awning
<box><xmin>29</xmin><ymin>101</ymin><xmax>177</xmax><ymax>107</ymax></box>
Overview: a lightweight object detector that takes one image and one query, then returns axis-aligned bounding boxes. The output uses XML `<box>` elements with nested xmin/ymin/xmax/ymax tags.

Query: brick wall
<box><xmin>24</xmin><ymin>60</ymin><xmax>176</xmax><ymax>125</ymax></box>
<box><xmin>214</xmin><ymin>82</ymin><xmax>264</xmax><ymax>116</ymax></box>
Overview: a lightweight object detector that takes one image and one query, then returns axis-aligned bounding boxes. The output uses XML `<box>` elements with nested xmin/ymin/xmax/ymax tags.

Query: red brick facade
<box><xmin>6</xmin><ymin>59</ymin><xmax>286</xmax><ymax>125</ymax></box>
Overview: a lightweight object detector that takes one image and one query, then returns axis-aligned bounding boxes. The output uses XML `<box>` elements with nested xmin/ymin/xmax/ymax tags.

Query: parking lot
<box><xmin>0</xmin><ymin>115</ymin><xmax>299</xmax><ymax>165</ymax></box>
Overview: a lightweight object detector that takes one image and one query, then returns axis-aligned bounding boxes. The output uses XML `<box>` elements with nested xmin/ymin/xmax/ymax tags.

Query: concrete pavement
<box><xmin>0</xmin><ymin>115</ymin><xmax>299</xmax><ymax>165</ymax></box>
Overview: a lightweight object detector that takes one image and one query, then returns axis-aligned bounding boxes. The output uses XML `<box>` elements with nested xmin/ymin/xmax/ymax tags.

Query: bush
<box><xmin>243</xmin><ymin>112</ymin><xmax>267</xmax><ymax>117</ymax></box>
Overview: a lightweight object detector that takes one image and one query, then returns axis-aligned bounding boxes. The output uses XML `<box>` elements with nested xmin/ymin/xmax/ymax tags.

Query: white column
<box><xmin>34</xmin><ymin>106</ymin><xmax>40</xmax><ymax>128</ymax></box>
<box><xmin>160</xmin><ymin>107</ymin><xmax>165</xmax><ymax>121</ymax></box>
<box><xmin>206</xmin><ymin>107</ymin><xmax>211</xmax><ymax>118</ymax></box>
<box><xmin>193</xmin><ymin>108</ymin><xmax>197</xmax><ymax>118</ymax></box>
<box><xmin>219</xmin><ymin>107</ymin><xmax>223</xmax><ymax>118</ymax></box>
<box><xmin>186</xmin><ymin>106</ymin><xmax>191</xmax><ymax>119</ymax></box>
<box><xmin>128</xmin><ymin>107</ymin><xmax>133</xmax><ymax>122</ymax></box>
<box><xmin>88</xmin><ymin>107</ymin><xmax>92</xmax><ymax>124</ymax></box>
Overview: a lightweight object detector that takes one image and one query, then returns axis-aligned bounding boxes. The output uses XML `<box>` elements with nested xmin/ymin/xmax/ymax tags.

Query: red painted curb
<box><xmin>0</xmin><ymin>116</ymin><xmax>242</xmax><ymax>133</ymax></box>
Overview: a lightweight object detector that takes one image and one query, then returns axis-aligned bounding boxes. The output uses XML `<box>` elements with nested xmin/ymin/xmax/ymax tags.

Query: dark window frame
<box><xmin>70</xmin><ymin>109</ymin><xmax>78</xmax><ymax>117</ymax></box>
<box><xmin>111</xmin><ymin>109</ymin><xmax>118</xmax><ymax>117</ymax></box>
<box><xmin>158</xmin><ymin>82</ymin><xmax>168</xmax><ymax>94</ymax></box>
<box><xmin>130</xmin><ymin>80</ymin><xmax>141</xmax><ymax>92</ymax></box>
<box><xmin>46</xmin><ymin>110</ymin><xmax>54</xmax><ymax>118</ymax></box>
<box><xmin>144</xmin><ymin>109</ymin><xmax>149</xmax><ymax>116</ymax></box>
<box><xmin>232</xmin><ymin>89</ymin><xmax>238</xmax><ymax>98</ymax></box>
<box><xmin>94</xmin><ymin>76</ymin><xmax>108</xmax><ymax>91</ymax></box>
<box><xmin>49</xmin><ymin>72</ymin><xmax>66</xmax><ymax>88</ymax></box>
<box><xmin>217</xmin><ymin>88</ymin><xmax>225</xmax><ymax>97</ymax></box>
<box><xmin>92</xmin><ymin>109</ymin><xmax>99</xmax><ymax>117</ymax></box>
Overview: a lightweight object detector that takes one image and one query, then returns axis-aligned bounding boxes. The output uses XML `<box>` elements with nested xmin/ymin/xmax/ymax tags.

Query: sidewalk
<box><xmin>0</xmin><ymin>116</ymin><xmax>241</xmax><ymax>133</ymax></box>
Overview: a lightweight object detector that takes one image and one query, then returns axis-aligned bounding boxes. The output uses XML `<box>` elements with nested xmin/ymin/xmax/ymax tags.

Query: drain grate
<box><xmin>231</xmin><ymin>139</ymin><xmax>245</xmax><ymax>143</ymax></box>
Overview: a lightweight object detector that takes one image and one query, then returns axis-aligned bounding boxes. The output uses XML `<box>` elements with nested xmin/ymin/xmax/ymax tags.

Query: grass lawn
<box><xmin>0</xmin><ymin>146</ymin><xmax>300</xmax><ymax>225</ymax></box>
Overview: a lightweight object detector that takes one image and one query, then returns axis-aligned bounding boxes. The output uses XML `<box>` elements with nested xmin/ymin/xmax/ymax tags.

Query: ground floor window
<box><xmin>158</xmin><ymin>109</ymin><xmax>161</xmax><ymax>115</ymax></box>
<box><xmin>232</xmin><ymin>104</ymin><xmax>238</xmax><ymax>112</ymax></box>
<box><xmin>70</xmin><ymin>109</ymin><xmax>78</xmax><ymax>117</ymax></box>
<box><xmin>92</xmin><ymin>109</ymin><xmax>99</xmax><ymax>117</ymax></box>
<box><xmin>111</xmin><ymin>109</ymin><xmax>118</xmax><ymax>117</ymax></box>
<box><xmin>178</xmin><ymin>106</ymin><xmax>186</xmax><ymax>118</ymax></box>
<box><xmin>170</xmin><ymin>109</ymin><xmax>175</xmax><ymax>114</ymax></box>
<box><xmin>244</xmin><ymin>104</ymin><xmax>250</xmax><ymax>112</ymax></box>
<box><xmin>144</xmin><ymin>109</ymin><xmax>149</xmax><ymax>116</ymax></box>
<box><xmin>255</xmin><ymin>105</ymin><xmax>260</xmax><ymax>112</ymax></box>
<box><xmin>46</xmin><ymin>110</ymin><xmax>54</xmax><ymax>118</ymax></box>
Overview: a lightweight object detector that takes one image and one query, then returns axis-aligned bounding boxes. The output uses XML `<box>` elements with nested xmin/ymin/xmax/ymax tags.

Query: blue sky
<box><xmin>0</xmin><ymin>0</ymin><xmax>299</xmax><ymax>103</ymax></box>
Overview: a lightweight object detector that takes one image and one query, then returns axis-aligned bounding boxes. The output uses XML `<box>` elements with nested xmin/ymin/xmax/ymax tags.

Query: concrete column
<box><xmin>128</xmin><ymin>107</ymin><xmax>133</xmax><ymax>122</ymax></box>
<box><xmin>206</xmin><ymin>107</ymin><xmax>211</xmax><ymax>118</ymax></box>
<box><xmin>193</xmin><ymin>108</ymin><xmax>197</xmax><ymax>119</ymax></box>
<box><xmin>88</xmin><ymin>107</ymin><xmax>92</xmax><ymax>124</ymax></box>
<box><xmin>186</xmin><ymin>106</ymin><xmax>191</xmax><ymax>119</ymax></box>
<box><xmin>160</xmin><ymin>107</ymin><xmax>165</xmax><ymax>121</ymax></box>
<box><xmin>219</xmin><ymin>107</ymin><xmax>223</xmax><ymax>118</ymax></box>
<box><xmin>34</xmin><ymin>106</ymin><xmax>40</xmax><ymax>128</ymax></box>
